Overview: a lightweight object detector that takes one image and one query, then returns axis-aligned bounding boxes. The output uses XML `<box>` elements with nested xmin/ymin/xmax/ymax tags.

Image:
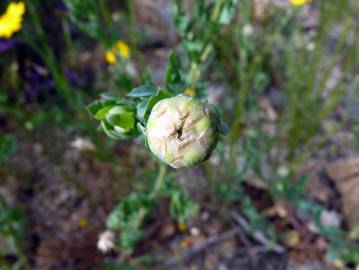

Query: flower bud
<box><xmin>101</xmin><ymin>104</ymin><xmax>139</xmax><ymax>140</ymax></box>
<box><xmin>146</xmin><ymin>95</ymin><xmax>223</xmax><ymax>168</ymax></box>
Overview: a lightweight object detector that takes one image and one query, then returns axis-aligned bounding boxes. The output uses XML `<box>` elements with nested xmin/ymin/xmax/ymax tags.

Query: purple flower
<box><xmin>0</xmin><ymin>39</ymin><xmax>15</xmax><ymax>54</ymax></box>
<box><xmin>55</xmin><ymin>0</ymin><xmax>68</xmax><ymax>12</ymax></box>
<box><xmin>65</xmin><ymin>70</ymin><xmax>84</xmax><ymax>86</ymax></box>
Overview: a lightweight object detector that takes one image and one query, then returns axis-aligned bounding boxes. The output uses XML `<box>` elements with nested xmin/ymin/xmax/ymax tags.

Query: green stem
<box><xmin>127</xmin><ymin>0</ymin><xmax>138</xmax><ymax>52</ymax></box>
<box><xmin>26</xmin><ymin>2</ymin><xmax>79</xmax><ymax>108</ymax></box>
<box><xmin>98</xmin><ymin>0</ymin><xmax>112</xmax><ymax>26</ymax></box>
<box><xmin>62</xmin><ymin>18</ymin><xmax>73</xmax><ymax>57</ymax></box>
<box><xmin>211</xmin><ymin>0</ymin><xmax>225</xmax><ymax>22</ymax></box>
<box><xmin>133</xmin><ymin>164</ymin><xmax>168</xmax><ymax>229</ymax></box>
<box><xmin>149</xmin><ymin>164</ymin><xmax>167</xmax><ymax>199</ymax></box>
<box><xmin>186</xmin><ymin>0</ymin><xmax>227</xmax><ymax>88</ymax></box>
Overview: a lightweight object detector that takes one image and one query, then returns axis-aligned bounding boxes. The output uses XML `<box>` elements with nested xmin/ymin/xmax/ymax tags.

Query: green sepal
<box><xmin>95</xmin><ymin>106</ymin><xmax>113</xmax><ymax>120</ymax></box>
<box><xmin>137</xmin><ymin>122</ymin><xmax>146</xmax><ymax>135</ymax></box>
<box><xmin>136</xmin><ymin>99</ymin><xmax>148</xmax><ymax>124</ymax></box>
<box><xmin>106</xmin><ymin>107</ymin><xmax>135</xmax><ymax>132</ymax></box>
<box><xmin>135</xmin><ymin>89</ymin><xmax>172</xmax><ymax>124</ymax></box>
<box><xmin>101</xmin><ymin>120</ymin><xmax>138</xmax><ymax>140</ymax></box>
<box><xmin>137</xmin><ymin>122</ymin><xmax>148</xmax><ymax>148</ymax></box>
<box><xmin>145</xmin><ymin>89</ymin><xmax>172</xmax><ymax>116</ymax></box>
<box><xmin>86</xmin><ymin>100</ymin><xmax>103</xmax><ymax>117</ymax></box>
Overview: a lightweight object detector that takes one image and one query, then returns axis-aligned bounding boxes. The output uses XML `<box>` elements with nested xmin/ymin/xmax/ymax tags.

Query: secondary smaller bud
<box><xmin>105</xmin><ymin>105</ymin><xmax>136</xmax><ymax>134</ymax></box>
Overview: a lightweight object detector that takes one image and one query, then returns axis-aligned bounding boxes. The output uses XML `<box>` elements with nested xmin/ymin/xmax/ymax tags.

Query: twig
<box><xmin>163</xmin><ymin>227</ymin><xmax>243</xmax><ymax>267</ymax></box>
<box><xmin>161</xmin><ymin>208</ymin><xmax>285</xmax><ymax>267</ymax></box>
<box><xmin>231</xmin><ymin>211</ymin><xmax>285</xmax><ymax>254</ymax></box>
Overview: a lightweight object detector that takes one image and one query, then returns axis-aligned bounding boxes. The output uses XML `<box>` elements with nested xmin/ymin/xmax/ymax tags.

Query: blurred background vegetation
<box><xmin>0</xmin><ymin>0</ymin><xmax>358</xmax><ymax>269</ymax></box>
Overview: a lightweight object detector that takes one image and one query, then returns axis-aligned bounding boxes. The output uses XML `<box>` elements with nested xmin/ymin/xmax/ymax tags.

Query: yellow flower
<box><xmin>0</xmin><ymin>1</ymin><xmax>26</xmax><ymax>38</ymax></box>
<box><xmin>183</xmin><ymin>87</ymin><xmax>196</xmax><ymax>97</ymax></box>
<box><xmin>105</xmin><ymin>51</ymin><xmax>116</xmax><ymax>64</ymax></box>
<box><xmin>289</xmin><ymin>0</ymin><xmax>311</xmax><ymax>6</ymax></box>
<box><xmin>180</xmin><ymin>238</ymin><xmax>192</xmax><ymax>249</ymax></box>
<box><xmin>178</xmin><ymin>222</ymin><xmax>187</xmax><ymax>232</ymax></box>
<box><xmin>78</xmin><ymin>217</ymin><xmax>88</xmax><ymax>228</ymax></box>
<box><xmin>116</xmin><ymin>41</ymin><xmax>130</xmax><ymax>59</ymax></box>
<box><xmin>105</xmin><ymin>40</ymin><xmax>130</xmax><ymax>64</ymax></box>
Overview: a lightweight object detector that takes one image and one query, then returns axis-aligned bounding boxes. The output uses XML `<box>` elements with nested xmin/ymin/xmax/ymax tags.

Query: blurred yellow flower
<box><xmin>105</xmin><ymin>40</ymin><xmax>130</xmax><ymax>64</ymax></box>
<box><xmin>78</xmin><ymin>217</ymin><xmax>88</xmax><ymax>228</ymax></box>
<box><xmin>289</xmin><ymin>0</ymin><xmax>311</xmax><ymax>6</ymax></box>
<box><xmin>180</xmin><ymin>238</ymin><xmax>192</xmax><ymax>249</ymax></box>
<box><xmin>116</xmin><ymin>41</ymin><xmax>130</xmax><ymax>58</ymax></box>
<box><xmin>183</xmin><ymin>88</ymin><xmax>196</xmax><ymax>97</ymax></box>
<box><xmin>0</xmin><ymin>1</ymin><xmax>25</xmax><ymax>38</ymax></box>
<box><xmin>178</xmin><ymin>222</ymin><xmax>187</xmax><ymax>232</ymax></box>
<box><xmin>105</xmin><ymin>51</ymin><xmax>116</xmax><ymax>64</ymax></box>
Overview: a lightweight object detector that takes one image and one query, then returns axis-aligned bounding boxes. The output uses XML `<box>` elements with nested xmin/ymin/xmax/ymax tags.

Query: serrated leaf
<box><xmin>127</xmin><ymin>85</ymin><xmax>157</xmax><ymax>97</ymax></box>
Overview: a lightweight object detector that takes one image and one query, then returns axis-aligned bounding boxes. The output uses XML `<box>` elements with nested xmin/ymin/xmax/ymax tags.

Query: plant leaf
<box><xmin>106</xmin><ymin>111</ymin><xmax>135</xmax><ymax>131</ymax></box>
<box><xmin>86</xmin><ymin>100</ymin><xmax>103</xmax><ymax>116</ymax></box>
<box><xmin>101</xmin><ymin>121</ymin><xmax>127</xmax><ymax>140</ymax></box>
<box><xmin>145</xmin><ymin>89</ymin><xmax>172</xmax><ymax>118</ymax></box>
<box><xmin>94</xmin><ymin>106</ymin><xmax>113</xmax><ymax>120</ymax></box>
<box><xmin>99</xmin><ymin>91</ymin><xmax>121</xmax><ymax>100</ymax></box>
<box><xmin>136</xmin><ymin>100</ymin><xmax>148</xmax><ymax>123</ymax></box>
<box><xmin>127</xmin><ymin>85</ymin><xmax>157</xmax><ymax>98</ymax></box>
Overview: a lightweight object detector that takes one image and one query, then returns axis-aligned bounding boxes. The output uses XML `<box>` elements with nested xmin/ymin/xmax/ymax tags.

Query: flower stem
<box><xmin>97</xmin><ymin>0</ymin><xmax>112</xmax><ymax>27</ymax></box>
<box><xmin>133</xmin><ymin>164</ymin><xmax>168</xmax><ymax>230</ymax></box>
<box><xmin>150</xmin><ymin>164</ymin><xmax>168</xmax><ymax>199</ymax></box>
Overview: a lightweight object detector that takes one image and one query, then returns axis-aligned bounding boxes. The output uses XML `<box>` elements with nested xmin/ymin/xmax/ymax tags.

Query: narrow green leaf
<box><xmin>127</xmin><ymin>85</ymin><xmax>157</xmax><ymax>98</ymax></box>
<box><xmin>136</xmin><ymin>100</ymin><xmax>148</xmax><ymax>123</ymax></box>
<box><xmin>145</xmin><ymin>89</ymin><xmax>172</xmax><ymax>119</ymax></box>
<box><xmin>137</xmin><ymin>123</ymin><xmax>149</xmax><ymax>148</ymax></box>
<box><xmin>99</xmin><ymin>91</ymin><xmax>120</xmax><ymax>100</ymax></box>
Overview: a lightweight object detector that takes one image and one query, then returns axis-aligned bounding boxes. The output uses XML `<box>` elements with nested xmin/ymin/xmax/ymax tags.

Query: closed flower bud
<box><xmin>146</xmin><ymin>95</ymin><xmax>225</xmax><ymax>168</ymax></box>
<box><xmin>101</xmin><ymin>104</ymin><xmax>139</xmax><ymax>140</ymax></box>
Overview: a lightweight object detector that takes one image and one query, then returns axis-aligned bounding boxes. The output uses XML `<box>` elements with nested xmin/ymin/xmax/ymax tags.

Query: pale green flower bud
<box><xmin>146</xmin><ymin>95</ymin><xmax>224</xmax><ymax>168</ymax></box>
